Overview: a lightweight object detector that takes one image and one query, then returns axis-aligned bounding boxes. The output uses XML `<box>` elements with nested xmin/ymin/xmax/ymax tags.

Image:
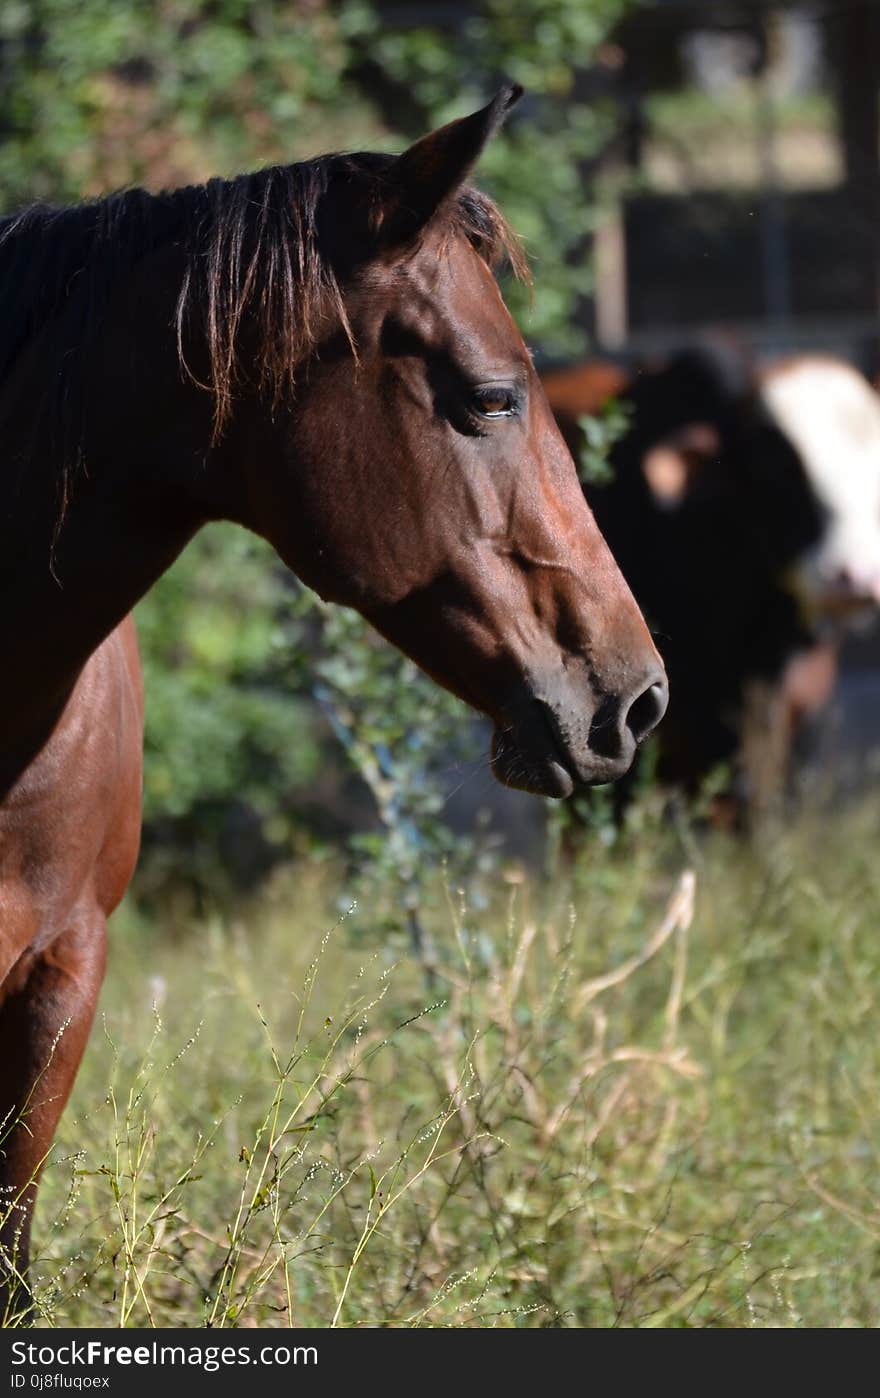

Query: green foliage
<box><xmin>278</xmin><ymin>594</ymin><xmax>499</xmax><ymax>955</ymax></box>
<box><xmin>351</xmin><ymin>0</ymin><xmax>630</xmax><ymax>352</ymax></box>
<box><xmin>137</xmin><ymin>527</ymin><xmax>312</xmax><ymax>826</ymax></box>
<box><xmin>576</xmin><ymin>396</ymin><xmax>631</xmax><ymax>484</ymax></box>
<box><xmin>297</xmin><ymin>597</ymin><xmax>476</xmax><ymax>892</ymax></box>
<box><xmin>0</xmin><ymin>1</ymin><xmax>377</xmax><ymax>202</ymax></box>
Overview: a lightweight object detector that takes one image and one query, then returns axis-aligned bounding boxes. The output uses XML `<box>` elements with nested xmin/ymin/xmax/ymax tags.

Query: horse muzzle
<box><xmin>491</xmin><ymin>668</ymin><xmax>669</xmax><ymax>797</ymax></box>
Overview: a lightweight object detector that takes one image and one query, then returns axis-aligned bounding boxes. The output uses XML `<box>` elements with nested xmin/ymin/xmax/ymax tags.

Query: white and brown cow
<box><xmin>542</xmin><ymin>346</ymin><xmax>880</xmax><ymax>818</ymax></box>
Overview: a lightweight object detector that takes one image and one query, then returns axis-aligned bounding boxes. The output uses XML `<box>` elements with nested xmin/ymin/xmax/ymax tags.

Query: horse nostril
<box><xmin>586</xmin><ymin>674</ymin><xmax>668</xmax><ymax>763</ymax></box>
<box><xmin>625</xmin><ymin>677</ymin><xmax>668</xmax><ymax>745</ymax></box>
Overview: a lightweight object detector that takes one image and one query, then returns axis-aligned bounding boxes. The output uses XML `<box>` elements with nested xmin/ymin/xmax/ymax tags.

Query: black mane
<box><xmin>0</xmin><ymin>154</ymin><xmax>524</xmax><ymax>445</ymax></box>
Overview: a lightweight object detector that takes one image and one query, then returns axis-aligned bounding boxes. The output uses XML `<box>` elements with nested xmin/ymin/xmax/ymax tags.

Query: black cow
<box><xmin>542</xmin><ymin>345</ymin><xmax>867</xmax><ymax>817</ymax></box>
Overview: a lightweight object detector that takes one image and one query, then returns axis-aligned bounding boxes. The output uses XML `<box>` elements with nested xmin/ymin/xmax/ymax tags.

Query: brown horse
<box><xmin>0</xmin><ymin>87</ymin><xmax>666</xmax><ymax>1318</ymax></box>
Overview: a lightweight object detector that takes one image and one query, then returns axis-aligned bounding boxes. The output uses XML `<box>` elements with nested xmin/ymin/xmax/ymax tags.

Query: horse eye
<box><xmin>472</xmin><ymin>386</ymin><xmax>519</xmax><ymax>419</ymax></box>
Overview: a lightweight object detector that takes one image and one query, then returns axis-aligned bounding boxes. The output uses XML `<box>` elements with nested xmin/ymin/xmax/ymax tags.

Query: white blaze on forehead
<box><xmin>759</xmin><ymin>356</ymin><xmax>880</xmax><ymax>604</ymax></box>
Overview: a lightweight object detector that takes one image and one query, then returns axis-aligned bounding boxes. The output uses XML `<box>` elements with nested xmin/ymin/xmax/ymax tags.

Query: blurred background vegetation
<box><xmin>0</xmin><ymin>0</ymin><xmax>633</xmax><ymax>917</ymax></box>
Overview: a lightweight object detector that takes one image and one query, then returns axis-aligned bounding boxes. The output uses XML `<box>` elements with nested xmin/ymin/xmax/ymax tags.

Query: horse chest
<box><xmin>0</xmin><ymin>623</ymin><xmax>143</xmax><ymax>966</ymax></box>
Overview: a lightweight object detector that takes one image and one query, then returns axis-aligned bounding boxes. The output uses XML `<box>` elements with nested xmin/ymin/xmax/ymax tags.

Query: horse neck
<box><xmin>0</xmin><ymin>244</ymin><xmax>221</xmax><ymax>752</ymax></box>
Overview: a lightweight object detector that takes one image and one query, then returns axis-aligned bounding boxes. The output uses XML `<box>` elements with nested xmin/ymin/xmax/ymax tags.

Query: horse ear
<box><xmin>379</xmin><ymin>84</ymin><xmax>523</xmax><ymax>246</ymax></box>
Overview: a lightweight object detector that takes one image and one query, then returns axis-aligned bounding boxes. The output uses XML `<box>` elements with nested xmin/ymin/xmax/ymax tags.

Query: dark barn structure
<box><xmin>594</xmin><ymin>0</ymin><xmax>880</xmax><ymax>370</ymax></box>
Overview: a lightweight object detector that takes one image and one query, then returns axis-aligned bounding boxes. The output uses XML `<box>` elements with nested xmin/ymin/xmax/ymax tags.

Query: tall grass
<box><xmin>19</xmin><ymin>798</ymin><xmax>880</xmax><ymax>1327</ymax></box>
